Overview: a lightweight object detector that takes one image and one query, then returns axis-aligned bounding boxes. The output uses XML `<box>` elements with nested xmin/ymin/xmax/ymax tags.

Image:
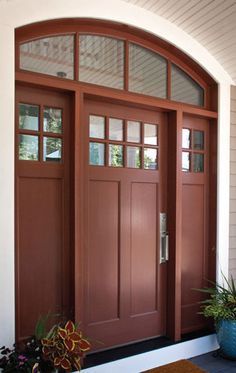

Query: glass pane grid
<box><xmin>182</xmin><ymin>128</ymin><xmax>205</xmax><ymax>173</ymax></box>
<box><xmin>89</xmin><ymin>116</ymin><xmax>159</xmax><ymax>170</ymax></box>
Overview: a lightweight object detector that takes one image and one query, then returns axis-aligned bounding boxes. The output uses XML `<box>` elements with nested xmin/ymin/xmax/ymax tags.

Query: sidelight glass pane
<box><xmin>89</xmin><ymin>142</ymin><xmax>105</xmax><ymax>166</ymax></box>
<box><xmin>43</xmin><ymin>107</ymin><xmax>62</xmax><ymax>134</ymax></box>
<box><xmin>129</xmin><ymin>43</ymin><xmax>167</xmax><ymax>98</ymax></box>
<box><xmin>43</xmin><ymin>137</ymin><xmax>62</xmax><ymax>162</ymax></box>
<box><xmin>144</xmin><ymin>148</ymin><xmax>157</xmax><ymax>170</ymax></box>
<box><xmin>193</xmin><ymin>130</ymin><xmax>204</xmax><ymax>150</ymax></box>
<box><xmin>182</xmin><ymin>151</ymin><xmax>190</xmax><ymax>172</ymax></box>
<box><xmin>144</xmin><ymin>123</ymin><xmax>157</xmax><ymax>145</ymax></box>
<box><xmin>19</xmin><ymin>103</ymin><xmax>39</xmax><ymax>131</ymax></box>
<box><xmin>127</xmin><ymin>146</ymin><xmax>141</xmax><ymax>168</ymax></box>
<box><xmin>171</xmin><ymin>64</ymin><xmax>204</xmax><ymax>106</ymax></box>
<box><xmin>79</xmin><ymin>35</ymin><xmax>124</xmax><ymax>89</ymax></box>
<box><xmin>127</xmin><ymin>121</ymin><xmax>140</xmax><ymax>143</ymax></box>
<box><xmin>182</xmin><ymin>128</ymin><xmax>191</xmax><ymax>149</ymax></box>
<box><xmin>89</xmin><ymin>115</ymin><xmax>105</xmax><ymax>139</ymax></box>
<box><xmin>109</xmin><ymin>118</ymin><xmax>123</xmax><ymax>141</ymax></box>
<box><xmin>109</xmin><ymin>144</ymin><xmax>123</xmax><ymax>167</ymax></box>
<box><xmin>20</xmin><ymin>35</ymin><xmax>74</xmax><ymax>79</ymax></box>
<box><xmin>193</xmin><ymin>153</ymin><xmax>204</xmax><ymax>172</ymax></box>
<box><xmin>19</xmin><ymin>134</ymin><xmax>38</xmax><ymax>161</ymax></box>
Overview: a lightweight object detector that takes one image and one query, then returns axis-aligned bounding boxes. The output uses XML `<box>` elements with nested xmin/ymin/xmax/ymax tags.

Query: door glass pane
<box><xmin>19</xmin><ymin>134</ymin><xmax>38</xmax><ymax>161</ymax></box>
<box><xmin>193</xmin><ymin>130</ymin><xmax>204</xmax><ymax>150</ymax></box>
<box><xmin>182</xmin><ymin>128</ymin><xmax>191</xmax><ymax>149</ymax></box>
<box><xmin>43</xmin><ymin>107</ymin><xmax>62</xmax><ymax>134</ymax></box>
<box><xmin>182</xmin><ymin>151</ymin><xmax>190</xmax><ymax>172</ymax></box>
<box><xmin>109</xmin><ymin>144</ymin><xmax>123</xmax><ymax>167</ymax></box>
<box><xmin>43</xmin><ymin>137</ymin><xmax>62</xmax><ymax>162</ymax></box>
<box><xmin>129</xmin><ymin>43</ymin><xmax>167</xmax><ymax>98</ymax></box>
<box><xmin>79</xmin><ymin>35</ymin><xmax>124</xmax><ymax>89</ymax></box>
<box><xmin>144</xmin><ymin>124</ymin><xmax>157</xmax><ymax>145</ymax></box>
<box><xmin>19</xmin><ymin>103</ymin><xmax>39</xmax><ymax>131</ymax></box>
<box><xmin>20</xmin><ymin>35</ymin><xmax>74</xmax><ymax>79</ymax></box>
<box><xmin>89</xmin><ymin>142</ymin><xmax>105</xmax><ymax>166</ymax></box>
<box><xmin>109</xmin><ymin>118</ymin><xmax>123</xmax><ymax>141</ymax></box>
<box><xmin>193</xmin><ymin>153</ymin><xmax>204</xmax><ymax>172</ymax></box>
<box><xmin>127</xmin><ymin>121</ymin><xmax>140</xmax><ymax>143</ymax></box>
<box><xmin>144</xmin><ymin>148</ymin><xmax>157</xmax><ymax>169</ymax></box>
<box><xmin>171</xmin><ymin>64</ymin><xmax>204</xmax><ymax>106</ymax></box>
<box><xmin>89</xmin><ymin>115</ymin><xmax>105</xmax><ymax>139</ymax></box>
<box><xmin>127</xmin><ymin>146</ymin><xmax>141</xmax><ymax>168</ymax></box>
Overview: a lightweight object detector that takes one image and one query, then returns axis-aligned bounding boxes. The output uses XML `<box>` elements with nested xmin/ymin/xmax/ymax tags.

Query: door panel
<box><xmin>88</xmin><ymin>180</ymin><xmax>120</xmax><ymax>324</ymax></box>
<box><xmin>131</xmin><ymin>182</ymin><xmax>158</xmax><ymax>316</ymax></box>
<box><xmin>81</xmin><ymin>100</ymin><xmax>167</xmax><ymax>350</ymax></box>
<box><xmin>15</xmin><ymin>86</ymin><xmax>72</xmax><ymax>340</ymax></box>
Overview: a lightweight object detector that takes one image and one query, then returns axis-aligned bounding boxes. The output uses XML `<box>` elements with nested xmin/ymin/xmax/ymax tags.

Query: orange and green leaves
<box><xmin>41</xmin><ymin>320</ymin><xmax>91</xmax><ymax>372</ymax></box>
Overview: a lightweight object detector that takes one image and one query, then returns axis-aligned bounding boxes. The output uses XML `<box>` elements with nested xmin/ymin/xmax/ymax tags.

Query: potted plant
<box><xmin>0</xmin><ymin>317</ymin><xmax>91</xmax><ymax>372</ymax></box>
<box><xmin>197</xmin><ymin>275</ymin><xmax>236</xmax><ymax>359</ymax></box>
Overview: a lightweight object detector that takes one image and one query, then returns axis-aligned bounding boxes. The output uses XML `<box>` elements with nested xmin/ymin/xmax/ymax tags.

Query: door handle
<box><xmin>160</xmin><ymin>232</ymin><xmax>169</xmax><ymax>263</ymax></box>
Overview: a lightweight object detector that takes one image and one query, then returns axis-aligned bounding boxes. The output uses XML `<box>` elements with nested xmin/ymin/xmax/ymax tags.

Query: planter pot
<box><xmin>216</xmin><ymin>319</ymin><xmax>236</xmax><ymax>359</ymax></box>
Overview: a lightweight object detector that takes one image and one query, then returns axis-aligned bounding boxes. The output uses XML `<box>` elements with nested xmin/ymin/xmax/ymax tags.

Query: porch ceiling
<box><xmin>123</xmin><ymin>0</ymin><xmax>236</xmax><ymax>84</ymax></box>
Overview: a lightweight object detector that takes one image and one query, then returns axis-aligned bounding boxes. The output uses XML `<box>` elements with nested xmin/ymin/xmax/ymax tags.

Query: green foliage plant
<box><xmin>195</xmin><ymin>274</ymin><xmax>236</xmax><ymax>322</ymax></box>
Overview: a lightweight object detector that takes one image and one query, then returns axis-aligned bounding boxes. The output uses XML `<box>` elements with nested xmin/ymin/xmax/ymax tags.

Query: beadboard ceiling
<box><xmin>123</xmin><ymin>0</ymin><xmax>236</xmax><ymax>84</ymax></box>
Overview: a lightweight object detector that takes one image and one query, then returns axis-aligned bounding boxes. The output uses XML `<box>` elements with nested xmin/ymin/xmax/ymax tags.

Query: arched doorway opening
<box><xmin>15</xmin><ymin>19</ymin><xmax>217</xmax><ymax>351</ymax></box>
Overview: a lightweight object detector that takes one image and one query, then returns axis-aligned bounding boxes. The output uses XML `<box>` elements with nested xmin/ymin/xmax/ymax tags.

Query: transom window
<box><xmin>182</xmin><ymin>128</ymin><xmax>204</xmax><ymax>172</ymax></box>
<box><xmin>89</xmin><ymin>115</ymin><xmax>158</xmax><ymax>170</ymax></box>
<box><xmin>19</xmin><ymin>34</ymin><xmax>204</xmax><ymax>107</ymax></box>
<box><xmin>18</xmin><ymin>103</ymin><xmax>63</xmax><ymax>162</ymax></box>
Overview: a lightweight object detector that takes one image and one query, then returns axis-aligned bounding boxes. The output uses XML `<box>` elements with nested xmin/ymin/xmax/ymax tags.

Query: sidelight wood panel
<box><xmin>17</xmin><ymin>177</ymin><xmax>63</xmax><ymax>338</ymax></box>
<box><xmin>15</xmin><ymin>86</ymin><xmax>72</xmax><ymax>341</ymax></box>
<box><xmin>131</xmin><ymin>182</ymin><xmax>158</xmax><ymax>316</ymax></box>
<box><xmin>181</xmin><ymin>184</ymin><xmax>206</xmax><ymax>331</ymax></box>
<box><xmin>88</xmin><ymin>180</ymin><xmax>120</xmax><ymax>324</ymax></box>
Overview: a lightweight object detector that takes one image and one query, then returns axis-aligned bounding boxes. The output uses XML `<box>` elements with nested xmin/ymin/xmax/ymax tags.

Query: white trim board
<box><xmin>81</xmin><ymin>335</ymin><xmax>219</xmax><ymax>372</ymax></box>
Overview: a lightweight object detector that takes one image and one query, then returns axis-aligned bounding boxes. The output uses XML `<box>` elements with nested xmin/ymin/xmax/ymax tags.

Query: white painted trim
<box><xmin>81</xmin><ymin>335</ymin><xmax>219</xmax><ymax>372</ymax></box>
<box><xmin>0</xmin><ymin>0</ymin><xmax>231</xmax><ymax>358</ymax></box>
<box><xmin>216</xmin><ymin>84</ymin><xmax>231</xmax><ymax>283</ymax></box>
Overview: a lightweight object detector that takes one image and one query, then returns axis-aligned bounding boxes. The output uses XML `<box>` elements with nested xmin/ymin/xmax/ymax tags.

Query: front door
<box><xmin>81</xmin><ymin>99</ymin><xmax>168</xmax><ymax>350</ymax></box>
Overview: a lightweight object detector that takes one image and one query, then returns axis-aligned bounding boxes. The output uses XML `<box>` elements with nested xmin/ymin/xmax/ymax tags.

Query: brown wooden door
<box><xmin>15</xmin><ymin>86</ymin><xmax>73</xmax><ymax>340</ymax></box>
<box><xmin>80</xmin><ymin>99</ymin><xmax>167</xmax><ymax>350</ymax></box>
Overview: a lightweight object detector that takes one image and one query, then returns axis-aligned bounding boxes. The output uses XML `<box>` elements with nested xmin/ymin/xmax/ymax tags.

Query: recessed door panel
<box><xmin>131</xmin><ymin>182</ymin><xmax>158</xmax><ymax>316</ymax></box>
<box><xmin>88</xmin><ymin>180</ymin><xmax>120</xmax><ymax>324</ymax></box>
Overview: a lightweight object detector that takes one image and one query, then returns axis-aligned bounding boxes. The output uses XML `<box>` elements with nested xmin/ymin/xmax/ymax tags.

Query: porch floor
<box><xmin>190</xmin><ymin>351</ymin><xmax>236</xmax><ymax>372</ymax></box>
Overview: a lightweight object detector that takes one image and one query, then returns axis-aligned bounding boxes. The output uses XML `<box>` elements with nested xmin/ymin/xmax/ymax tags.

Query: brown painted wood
<box><xmin>15</xmin><ymin>71</ymin><xmax>218</xmax><ymax>119</ymax></box>
<box><xmin>181</xmin><ymin>114</ymin><xmax>211</xmax><ymax>333</ymax></box>
<box><xmin>166</xmin><ymin>110</ymin><xmax>182</xmax><ymax>341</ymax></box>
<box><xmin>79</xmin><ymin>99</ymin><xmax>167</xmax><ymax>350</ymax></box>
<box><xmin>15</xmin><ymin>85</ymin><xmax>73</xmax><ymax>340</ymax></box>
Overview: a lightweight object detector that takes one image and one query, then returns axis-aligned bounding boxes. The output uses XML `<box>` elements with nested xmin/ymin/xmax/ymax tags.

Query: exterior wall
<box><xmin>229</xmin><ymin>86</ymin><xmax>236</xmax><ymax>279</ymax></box>
<box><xmin>0</xmin><ymin>0</ymin><xmax>232</xmax><ymax>354</ymax></box>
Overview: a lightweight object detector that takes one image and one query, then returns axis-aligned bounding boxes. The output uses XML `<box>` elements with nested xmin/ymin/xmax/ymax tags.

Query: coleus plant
<box><xmin>0</xmin><ymin>319</ymin><xmax>91</xmax><ymax>373</ymax></box>
<box><xmin>41</xmin><ymin>320</ymin><xmax>91</xmax><ymax>372</ymax></box>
